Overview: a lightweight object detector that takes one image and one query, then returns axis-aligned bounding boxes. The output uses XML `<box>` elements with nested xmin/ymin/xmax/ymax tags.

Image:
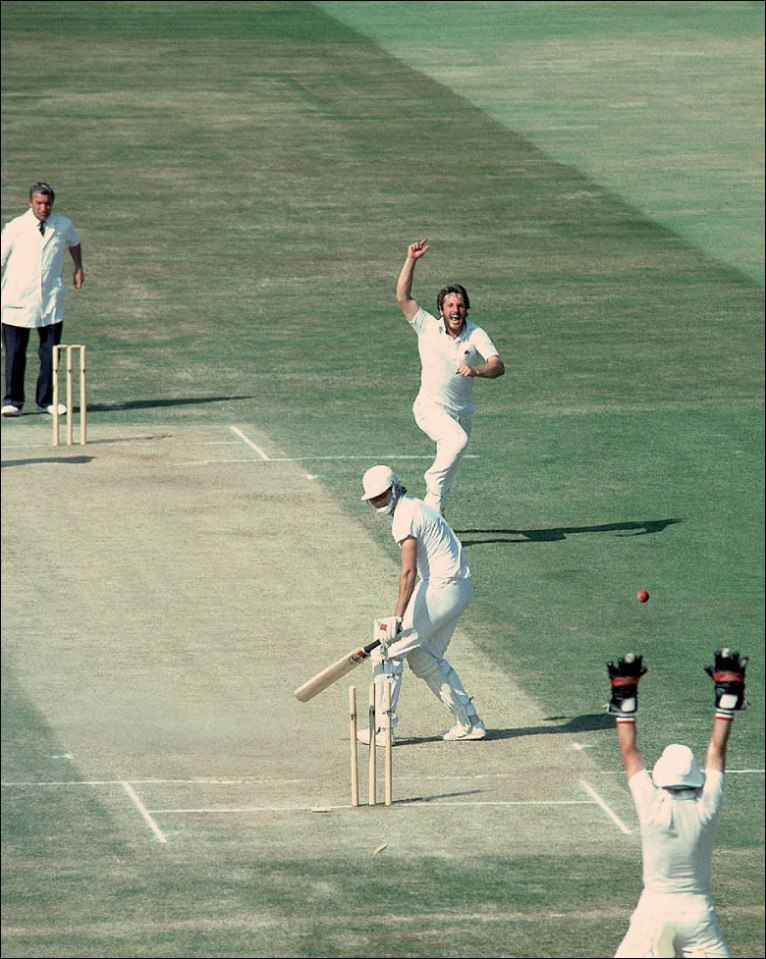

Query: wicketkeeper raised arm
<box><xmin>606</xmin><ymin>648</ymin><xmax>751</xmax><ymax>778</ymax></box>
<box><xmin>607</xmin><ymin>653</ymin><xmax>647</xmax><ymax>724</ymax></box>
<box><xmin>607</xmin><ymin>653</ymin><xmax>648</xmax><ymax>776</ymax></box>
<box><xmin>705</xmin><ymin>648</ymin><xmax>749</xmax><ymax>721</ymax></box>
<box><xmin>704</xmin><ymin>648</ymin><xmax>748</xmax><ymax>772</ymax></box>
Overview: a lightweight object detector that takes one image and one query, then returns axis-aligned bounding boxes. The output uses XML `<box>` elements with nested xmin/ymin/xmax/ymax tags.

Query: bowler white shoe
<box><xmin>443</xmin><ymin>719</ymin><xmax>487</xmax><ymax>741</ymax></box>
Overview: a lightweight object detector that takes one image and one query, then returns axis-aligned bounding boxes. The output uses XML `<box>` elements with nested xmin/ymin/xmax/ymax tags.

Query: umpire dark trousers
<box><xmin>2</xmin><ymin>321</ymin><xmax>63</xmax><ymax>410</ymax></box>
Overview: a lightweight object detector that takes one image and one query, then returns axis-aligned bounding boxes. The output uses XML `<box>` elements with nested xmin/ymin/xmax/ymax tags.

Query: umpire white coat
<box><xmin>1</xmin><ymin>209</ymin><xmax>81</xmax><ymax>328</ymax></box>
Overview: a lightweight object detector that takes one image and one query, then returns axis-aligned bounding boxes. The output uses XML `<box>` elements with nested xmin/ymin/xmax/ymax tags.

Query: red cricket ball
<box><xmin>637</xmin><ymin>589</ymin><xmax>650</xmax><ymax>603</ymax></box>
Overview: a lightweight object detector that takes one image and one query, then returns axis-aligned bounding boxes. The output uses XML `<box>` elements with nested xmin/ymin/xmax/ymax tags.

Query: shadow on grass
<box><xmin>87</xmin><ymin>395</ymin><xmax>253</xmax><ymax>412</ymax></box>
<box><xmin>456</xmin><ymin>519</ymin><xmax>682</xmax><ymax>545</ymax></box>
<box><xmin>400</xmin><ymin>713</ymin><xmax>613</xmax><ymax>746</ymax></box>
<box><xmin>487</xmin><ymin>713</ymin><xmax>615</xmax><ymax>740</ymax></box>
<box><xmin>2</xmin><ymin>455</ymin><xmax>95</xmax><ymax>468</ymax></box>
<box><xmin>399</xmin><ymin>789</ymin><xmax>484</xmax><ymax>804</ymax></box>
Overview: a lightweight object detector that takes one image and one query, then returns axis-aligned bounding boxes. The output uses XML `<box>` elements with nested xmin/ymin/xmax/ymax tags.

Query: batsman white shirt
<box><xmin>391</xmin><ymin>495</ymin><xmax>470</xmax><ymax>583</ymax></box>
<box><xmin>409</xmin><ymin>307</ymin><xmax>500</xmax><ymax>417</ymax></box>
<box><xmin>1</xmin><ymin>209</ymin><xmax>81</xmax><ymax>328</ymax></box>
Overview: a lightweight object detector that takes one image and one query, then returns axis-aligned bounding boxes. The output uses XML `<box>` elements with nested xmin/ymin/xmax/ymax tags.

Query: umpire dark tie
<box><xmin>38</xmin><ymin>220</ymin><xmax>45</xmax><ymax>236</ymax></box>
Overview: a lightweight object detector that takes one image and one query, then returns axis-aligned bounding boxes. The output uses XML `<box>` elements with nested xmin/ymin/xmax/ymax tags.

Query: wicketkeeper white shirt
<box><xmin>1</xmin><ymin>209</ymin><xmax>81</xmax><ymax>328</ymax></box>
<box><xmin>628</xmin><ymin>767</ymin><xmax>724</xmax><ymax>896</ymax></box>
<box><xmin>391</xmin><ymin>495</ymin><xmax>471</xmax><ymax>583</ymax></box>
<box><xmin>409</xmin><ymin>307</ymin><xmax>500</xmax><ymax>416</ymax></box>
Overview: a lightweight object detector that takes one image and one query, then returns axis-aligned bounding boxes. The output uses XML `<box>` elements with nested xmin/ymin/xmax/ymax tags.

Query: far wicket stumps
<box><xmin>52</xmin><ymin>344</ymin><xmax>87</xmax><ymax>446</ymax></box>
<box><xmin>349</xmin><ymin>681</ymin><xmax>393</xmax><ymax>808</ymax></box>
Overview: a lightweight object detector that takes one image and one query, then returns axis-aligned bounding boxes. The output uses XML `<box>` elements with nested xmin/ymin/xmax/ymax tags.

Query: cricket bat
<box><xmin>294</xmin><ymin>639</ymin><xmax>381</xmax><ymax>703</ymax></box>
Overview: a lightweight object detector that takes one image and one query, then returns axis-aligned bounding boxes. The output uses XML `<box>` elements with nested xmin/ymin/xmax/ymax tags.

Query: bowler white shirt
<box><xmin>391</xmin><ymin>495</ymin><xmax>471</xmax><ymax>583</ymax></box>
<box><xmin>409</xmin><ymin>307</ymin><xmax>500</xmax><ymax>416</ymax></box>
<box><xmin>1</xmin><ymin>209</ymin><xmax>81</xmax><ymax>328</ymax></box>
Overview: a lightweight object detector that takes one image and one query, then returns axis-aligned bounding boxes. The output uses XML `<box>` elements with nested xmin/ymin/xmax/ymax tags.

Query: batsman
<box><xmin>358</xmin><ymin>464</ymin><xmax>486</xmax><ymax>745</ymax></box>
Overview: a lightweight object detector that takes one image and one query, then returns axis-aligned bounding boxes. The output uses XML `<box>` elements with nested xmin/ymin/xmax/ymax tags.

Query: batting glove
<box><xmin>705</xmin><ymin>648</ymin><xmax>749</xmax><ymax>719</ymax></box>
<box><xmin>374</xmin><ymin>617</ymin><xmax>403</xmax><ymax>654</ymax></box>
<box><xmin>607</xmin><ymin>653</ymin><xmax>647</xmax><ymax>720</ymax></box>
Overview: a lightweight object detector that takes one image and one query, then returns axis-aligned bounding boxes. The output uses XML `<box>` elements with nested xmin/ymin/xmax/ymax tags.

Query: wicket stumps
<box><xmin>349</xmin><ymin>681</ymin><xmax>393</xmax><ymax>807</ymax></box>
<box><xmin>52</xmin><ymin>344</ymin><xmax>87</xmax><ymax>446</ymax></box>
<box><xmin>349</xmin><ymin>686</ymin><xmax>359</xmax><ymax>807</ymax></box>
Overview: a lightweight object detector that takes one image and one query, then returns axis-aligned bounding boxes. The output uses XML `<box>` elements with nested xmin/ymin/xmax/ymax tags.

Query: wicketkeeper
<box><xmin>608</xmin><ymin>648</ymin><xmax>749</xmax><ymax>958</ymax></box>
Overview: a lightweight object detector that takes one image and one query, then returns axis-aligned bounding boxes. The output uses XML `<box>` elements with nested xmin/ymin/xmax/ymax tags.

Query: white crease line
<box><xmin>223</xmin><ymin>428</ymin><xmax>483</xmax><ymax>466</ymax></box>
<box><xmin>121</xmin><ymin>780</ymin><xmax>167</xmax><ymax>843</ymax></box>
<box><xmin>230</xmin><ymin>426</ymin><xmax>270</xmax><ymax>460</ymax></box>
<box><xmin>149</xmin><ymin>799</ymin><xmax>596</xmax><ymax>813</ymax></box>
<box><xmin>579</xmin><ymin>778</ymin><xmax>632</xmax><ymax>834</ymax></box>
<box><xmin>3</xmin><ymin>768</ymin><xmax>762</xmax><ymax>788</ymax></box>
<box><xmin>1</xmin><ymin>778</ymin><xmax>341</xmax><ymax>787</ymax></box>
<box><xmin>181</xmin><ymin>454</ymin><xmax>479</xmax><ymax>465</ymax></box>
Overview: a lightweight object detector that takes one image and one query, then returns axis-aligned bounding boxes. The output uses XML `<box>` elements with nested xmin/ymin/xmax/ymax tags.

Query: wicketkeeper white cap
<box><xmin>652</xmin><ymin>744</ymin><xmax>705</xmax><ymax>789</ymax></box>
<box><xmin>361</xmin><ymin>465</ymin><xmax>399</xmax><ymax>501</ymax></box>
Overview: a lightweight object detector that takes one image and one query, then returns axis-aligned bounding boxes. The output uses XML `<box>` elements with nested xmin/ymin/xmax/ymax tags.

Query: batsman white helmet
<box><xmin>361</xmin><ymin>465</ymin><xmax>405</xmax><ymax>515</ymax></box>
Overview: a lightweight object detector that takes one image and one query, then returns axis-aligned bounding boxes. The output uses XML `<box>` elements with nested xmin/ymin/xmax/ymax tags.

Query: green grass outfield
<box><xmin>2</xmin><ymin>3</ymin><xmax>763</xmax><ymax>957</ymax></box>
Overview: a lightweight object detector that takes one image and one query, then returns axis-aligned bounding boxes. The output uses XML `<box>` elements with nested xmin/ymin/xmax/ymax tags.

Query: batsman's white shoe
<box><xmin>39</xmin><ymin>403</ymin><xmax>67</xmax><ymax>415</ymax></box>
<box><xmin>356</xmin><ymin>728</ymin><xmax>396</xmax><ymax>748</ymax></box>
<box><xmin>442</xmin><ymin>719</ymin><xmax>487</xmax><ymax>742</ymax></box>
<box><xmin>1</xmin><ymin>404</ymin><xmax>21</xmax><ymax>417</ymax></box>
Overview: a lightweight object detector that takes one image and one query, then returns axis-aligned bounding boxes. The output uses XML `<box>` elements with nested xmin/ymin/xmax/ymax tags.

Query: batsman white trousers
<box><xmin>372</xmin><ymin>576</ymin><xmax>476</xmax><ymax>730</ymax></box>
<box><xmin>413</xmin><ymin>396</ymin><xmax>473</xmax><ymax>513</ymax></box>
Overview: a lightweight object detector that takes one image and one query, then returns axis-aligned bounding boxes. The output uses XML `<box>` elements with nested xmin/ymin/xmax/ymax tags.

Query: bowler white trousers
<box><xmin>371</xmin><ymin>576</ymin><xmax>476</xmax><ymax>730</ymax></box>
<box><xmin>413</xmin><ymin>396</ymin><xmax>472</xmax><ymax>513</ymax></box>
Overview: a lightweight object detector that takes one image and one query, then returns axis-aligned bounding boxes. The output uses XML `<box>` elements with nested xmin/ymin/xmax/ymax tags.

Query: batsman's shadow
<box><xmin>398</xmin><ymin>713</ymin><xmax>612</xmax><ymax>746</ymax></box>
<box><xmin>455</xmin><ymin>518</ymin><xmax>681</xmax><ymax>546</ymax></box>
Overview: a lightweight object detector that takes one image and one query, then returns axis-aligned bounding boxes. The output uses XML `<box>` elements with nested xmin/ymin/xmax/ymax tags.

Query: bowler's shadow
<box><xmin>2</xmin><ymin>455</ymin><xmax>95</xmax><ymax>468</ymax></box>
<box><xmin>86</xmin><ymin>395</ymin><xmax>253</xmax><ymax>413</ymax></box>
<box><xmin>456</xmin><ymin>519</ymin><xmax>681</xmax><ymax>546</ymax></box>
<box><xmin>486</xmin><ymin>712</ymin><xmax>615</xmax><ymax>741</ymax></box>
